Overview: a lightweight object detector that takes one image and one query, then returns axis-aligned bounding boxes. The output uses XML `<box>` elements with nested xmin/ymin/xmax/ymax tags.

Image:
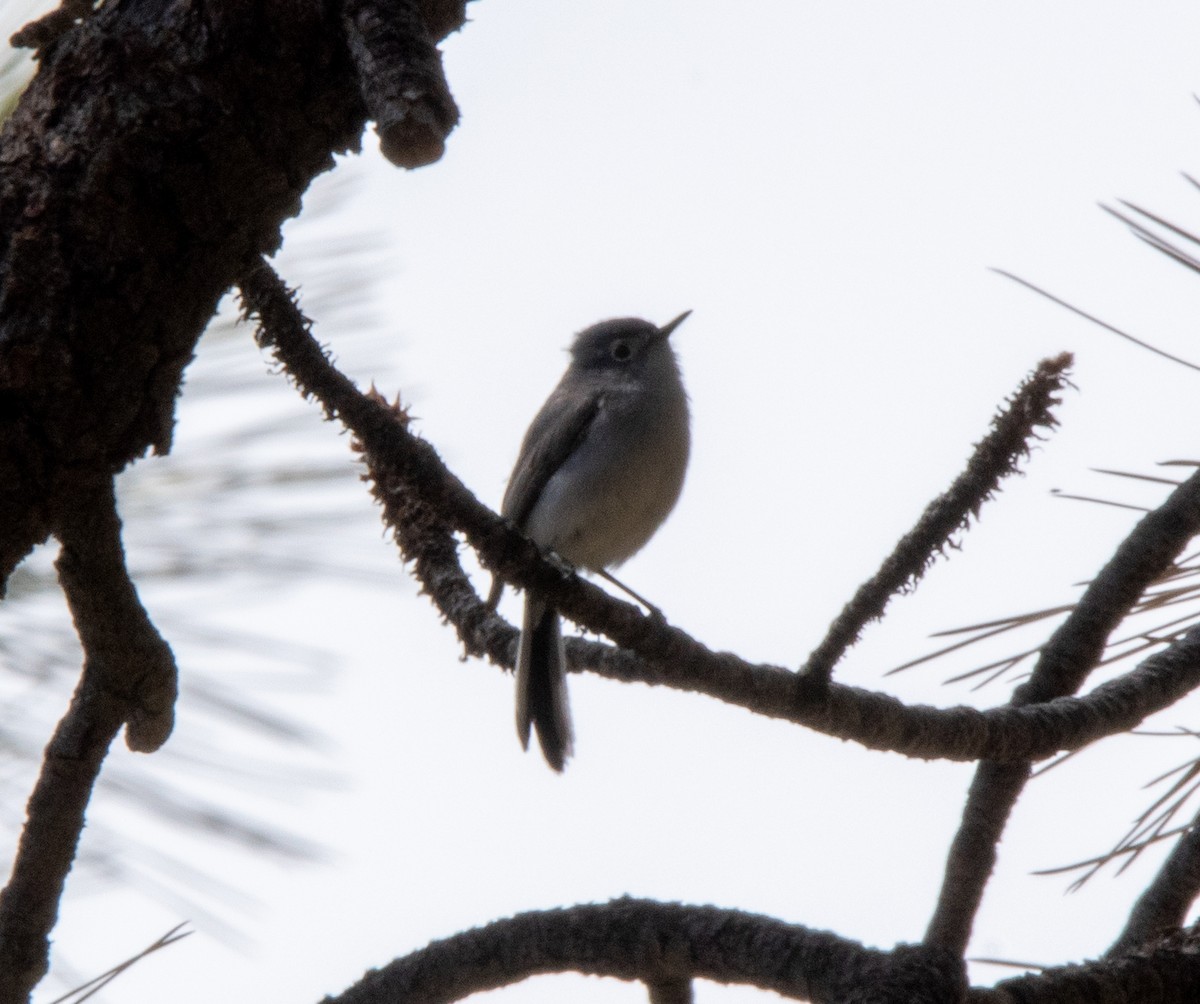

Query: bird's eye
<box><xmin>610</xmin><ymin>340</ymin><xmax>633</xmax><ymax>362</ymax></box>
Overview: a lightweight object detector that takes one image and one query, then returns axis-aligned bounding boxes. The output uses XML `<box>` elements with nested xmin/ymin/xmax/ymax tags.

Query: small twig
<box><xmin>341</xmin><ymin>0</ymin><xmax>460</xmax><ymax>168</ymax></box>
<box><xmin>1091</xmin><ymin>466</ymin><xmax>1185</xmax><ymax>487</ymax></box>
<box><xmin>801</xmin><ymin>353</ymin><xmax>1072</xmax><ymax>685</ymax></box>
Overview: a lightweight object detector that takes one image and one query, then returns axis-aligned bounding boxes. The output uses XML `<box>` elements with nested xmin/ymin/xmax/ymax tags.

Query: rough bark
<box><xmin>0</xmin><ymin>0</ymin><xmax>466</xmax><ymax>587</ymax></box>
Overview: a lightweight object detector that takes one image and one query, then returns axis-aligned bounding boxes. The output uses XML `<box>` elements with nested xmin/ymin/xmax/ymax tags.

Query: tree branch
<box><xmin>0</xmin><ymin>685</ymin><xmax>123</xmax><ymax>1003</ymax></box>
<box><xmin>801</xmin><ymin>353</ymin><xmax>1071</xmax><ymax>685</ymax></box>
<box><xmin>646</xmin><ymin>977</ymin><xmax>693</xmax><ymax>1004</ymax></box>
<box><xmin>319</xmin><ymin>898</ymin><xmax>965</xmax><ymax>1004</ymax></box>
<box><xmin>925</xmin><ymin>466</ymin><xmax>1200</xmax><ymax>956</ymax></box>
<box><xmin>975</xmin><ymin>925</ymin><xmax>1200</xmax><ymax>1003</ymax></box>
<box><xmin>0</xmin><ymin>473</ymin><xmax>176</xmax><ymax>1001</ymax></box>
<box><xmin>1108</xmin><ymin>811</ymin><xmax>1200</xmax><ymax>956</ymax></box>
<box><xmin>240</xmin><ymin>259</ymin><xmax>1200</xmax><ymax>766</ymax></box>
<box><xmin>342</xmin><ymin>0</ymin><xmax>461</xmax><ymax>168</ymax></box>
<box><xmin>0</xmin><ymin>0</ymin><xmax>466</xmax><ymax>590</ymax></box>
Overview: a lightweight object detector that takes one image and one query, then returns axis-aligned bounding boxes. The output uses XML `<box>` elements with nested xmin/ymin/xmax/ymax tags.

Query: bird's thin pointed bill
<box><xmin>657</xmin><ymin>310</ymin><xmax>692</xmax><ymax>340</ymax></box>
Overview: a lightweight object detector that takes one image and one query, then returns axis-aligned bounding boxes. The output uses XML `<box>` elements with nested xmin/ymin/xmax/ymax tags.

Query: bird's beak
<box><xmin>657</xmin><ymin>310</ymin><xmax>692</xmax><ymax>340</ymax></box>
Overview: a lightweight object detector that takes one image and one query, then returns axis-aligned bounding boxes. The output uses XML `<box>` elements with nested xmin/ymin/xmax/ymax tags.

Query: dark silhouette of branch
<box><xmin>0</xmin><ymin>474</ymin><xmax>176</xmax><ymax>1001</ymax></box>
<box><xmin>0</xmin><ymin>4</ymin><xmax>466</xmax><ymax>995</ymax></box>
<box><xmin>1108</xmin><ymin>812</ymin><xmax>1200</xmax><ymax>955</ymax></box>
<box><xmin>925</xmin><ymin>466</ymin><xmax>1200</xmax><ymax>957</ymax></box>
<box><xmin>802</xmin><ymin>353</ymin><xmax>1072</xmax><ymax>684</ymax></box>
<box><xmin>646</xmin><ymin>977</ymin><xmax>693</xmax><ymax>1004</ymax></box>
<box><xmin>8</xmin><ymin>0</ymin><xmax>93</xmax><ymax>52</ymax></box>
<box><xmin>0</xmin><ymin>0</ymin><xmax>464</xmax><ymax>589</ymax></box>
<box><xmin>320</xmin><ymin>898</ymin><xmax>966</xmax><ymax>1004</ymax></box>
<box><xmin>973</xmin><ymin>926</ymin><xmax>1200</xmax><ymax>1003</ymax></box>
<box><xmin>239</xmin><ymin>259</ymin><xmax>1200</xmax><ymax>769</ymax></box>
<box><xmin>342</xmin><ymin>0</ymin><xmax>461</xmax><ymax>168</ymax></box>
<box><xmin>53</xmin><ymin>475</ymin><xmax>178</xmax><ymax>754</ymax></box>
<box><xmin>0</xmin><ymin>691</ymin><xmax>123</xmax><ymax>1003</ymax></box>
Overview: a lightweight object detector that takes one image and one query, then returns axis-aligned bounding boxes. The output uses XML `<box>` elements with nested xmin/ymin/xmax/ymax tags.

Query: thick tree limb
<box><xmin>924</xmin><ymin>466</ymin><xmax>1200</xmax><ymax>957</ymax></box>
<box><xmin>326</xmin><ymin>897</ymin><xmax>1200</xmax><ymax>1004</ymax></box>
<box><xmin>52</xmin><ymin>474</ymin><xmax>178</xmax><ymax>753</ymax></box>
<box><xmin>320</xmin><ymin>898</ymin><xmax>966</xmax><ymax>1004</ymax></box>
<box><xmin>802</xmin><ymin>354</ymin><xmax>1071</xmax><ymax>685</ymax></box>
<box><xmin>0</xmin><ymin>0</ymin><xmax>467</xmax><ymax>591</ymax></box>
<box><xmin>0</xmin><ymin>5</ymin><xmax>465</xmax><ymax>998</ymax></box>
<box><xmin>239</xmin><ymin>260</ymin><xmax>1200</xmax><ymax>768</ymax></box>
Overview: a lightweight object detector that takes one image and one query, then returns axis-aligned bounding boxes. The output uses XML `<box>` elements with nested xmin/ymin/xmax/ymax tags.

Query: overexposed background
<box><xmin>5</xmin><ymin>3</ymin><xmax>1200</xmax><ymax>1001</ymax></box>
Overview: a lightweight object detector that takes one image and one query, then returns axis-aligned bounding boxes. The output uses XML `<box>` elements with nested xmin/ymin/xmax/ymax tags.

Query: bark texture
<box><xmin>0</xmin><ymin>0</ymin><xmax>457</xmax><ymax>585</ymax></box>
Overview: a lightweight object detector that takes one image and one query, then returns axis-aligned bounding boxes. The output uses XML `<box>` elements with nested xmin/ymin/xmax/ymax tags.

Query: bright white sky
<box><xmin>14</xmin><ymin>3</ymin><xmax>1200</xmax><ymax>1002</ymax></box>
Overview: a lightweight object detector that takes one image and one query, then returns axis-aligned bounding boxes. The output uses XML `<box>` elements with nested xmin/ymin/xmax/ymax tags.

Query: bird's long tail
<box><xmin>515</xmin><ymin>595</ymin><xmax>574</xmax><ymax>771</ymax></box>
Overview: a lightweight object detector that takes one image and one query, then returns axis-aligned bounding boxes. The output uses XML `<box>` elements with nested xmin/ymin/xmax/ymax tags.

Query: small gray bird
<box><xmin>500</xmin><ymin>312</ymin><xmax>692</xmax><ymax>771</ymax></box>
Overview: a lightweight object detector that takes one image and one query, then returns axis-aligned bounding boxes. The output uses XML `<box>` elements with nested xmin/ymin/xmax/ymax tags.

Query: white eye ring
<box><xmin>610</xmin><ymin>340</ymin><xmax>633</xmax><ymax>362</ymax></box>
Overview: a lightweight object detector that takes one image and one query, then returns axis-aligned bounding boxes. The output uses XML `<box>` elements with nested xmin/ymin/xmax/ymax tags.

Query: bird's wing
<box><xmin>502</xmin><ymin>384</ymin><xmax>602</xmax><ymax>530</ymax></box>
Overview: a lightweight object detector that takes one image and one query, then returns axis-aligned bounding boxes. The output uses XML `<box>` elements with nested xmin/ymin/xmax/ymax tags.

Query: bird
<box><xmin>499</xmin><ymin>311</ymin><xmax>692</xmax><ymax>771</ymax></box>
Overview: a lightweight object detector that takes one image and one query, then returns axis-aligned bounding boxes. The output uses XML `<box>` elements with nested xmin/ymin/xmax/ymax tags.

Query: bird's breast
<box><xmin>523</xmin><ymin>386</ymin><xmax>690</xmax><ymax>570</ymax></box>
